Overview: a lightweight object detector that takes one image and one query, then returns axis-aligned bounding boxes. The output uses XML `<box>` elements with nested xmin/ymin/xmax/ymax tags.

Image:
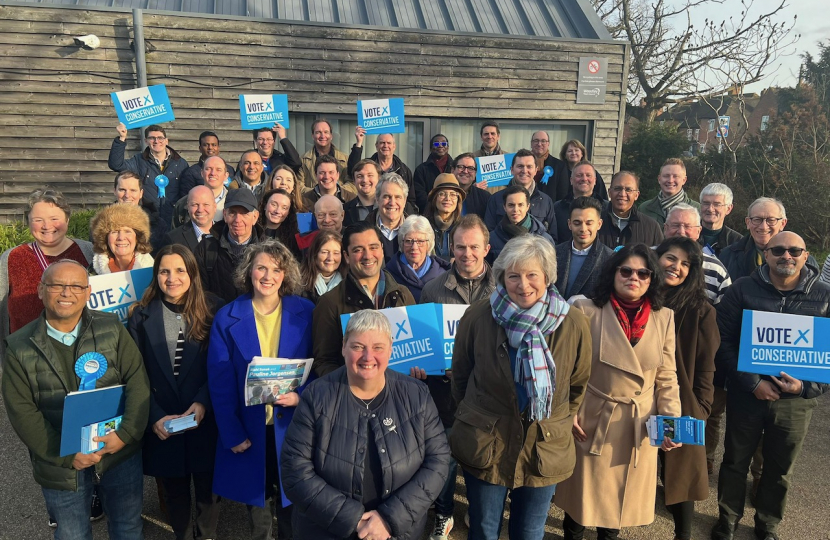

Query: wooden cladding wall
<box><xmin>0</xmin><ymin>4</ymin><xmax>628</xmax><ymax>222</ymax></box>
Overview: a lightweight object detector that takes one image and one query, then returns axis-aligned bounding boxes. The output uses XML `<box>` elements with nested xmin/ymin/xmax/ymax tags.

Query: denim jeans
<box><xmin>463</xmin><ymin>470</ymin><xmax>556</xmax><ymax>540</ymax></box>
<box><xmin>42</xmin><ymin>451</ymin><xmax>144</xmax><ymax>540</ymax></box>
<box><xmin>434</xmin><ymin>427</ymin><xmax>458</xmax><ymax>517</ymax></box>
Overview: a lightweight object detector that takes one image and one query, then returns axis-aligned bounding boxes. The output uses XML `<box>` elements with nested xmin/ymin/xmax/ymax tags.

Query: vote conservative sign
<box><xmin>239</xmin><ymin>94</ymin><xmax>290</xmax><ymax>130</ymax></box>
<box><xmin>357</xmin><ymin>98</ymin><xmax>405</xmax><ymax>134</ymax></box>
<box><xmin>110</xmin><ymin>85</ymin><xmax>175</xmax><ymax>129</ymax></box>
<box><xmin>87</xmin><ymin>268</ymin><xmax>154</xmax><ymax>325</ymax></box>
<box><xmin>476</xmin><ymin>153</ymin><xmax>515</xmax><ymax>188</ymax></box>
<box><xmin>439</xmin><ymin>304</ymin><xmax>469</xmax><ymax>368</ymax></box>
<box><xmin>738</xmin><ymin>309</ymin><xmax>830</xmax><ymax>384</ymax></box>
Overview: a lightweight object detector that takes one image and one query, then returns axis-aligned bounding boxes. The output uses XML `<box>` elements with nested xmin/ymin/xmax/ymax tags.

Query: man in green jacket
<box><xmin>638</xmin><ymin>157</ymin><xmax>701</xmax><ymax>226</ymax></box>
<box><xmin>2</xmin><ymin>260</ymin><xmax>150</xmax><ymax>539</ymax></box>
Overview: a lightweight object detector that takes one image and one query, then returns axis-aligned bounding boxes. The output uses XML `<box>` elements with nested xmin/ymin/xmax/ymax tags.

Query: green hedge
<box><xmin>0</xmin><ymin>210</ymin><xmax>96</xmax><ymax>253</ymax></box>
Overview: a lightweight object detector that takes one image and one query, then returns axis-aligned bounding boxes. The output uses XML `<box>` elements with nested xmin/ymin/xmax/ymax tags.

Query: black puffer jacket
<box><xmin>280</xmin><ymin>368</ymin><xmax>450</xmax><ymax>540</ymax></box>
<box><xmin>715</xmin><ymin>262</ymin><xmax>830</xmax><ymax>396</ymax></box>
<box><xmin>194</xmin><ymin>221</ymin><xmax>263</xmax><ymax>303</ymax></box>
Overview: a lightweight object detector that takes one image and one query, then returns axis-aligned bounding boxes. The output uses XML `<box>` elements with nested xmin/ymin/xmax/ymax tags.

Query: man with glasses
<box><xmin>530</xmin><ymin>130</ymin><xmax>566</xmax><ymax>201</ymax></box>
<box><xmin>179</xmin><ymin>131</ymin><xmax>236</xmax><ymax>195</ymax></box>
<box><xmin>414</xmin><ymin>134</ymin><xmax>454</xmax><ymax>211</ymax></box>
<box><xmin>251</xmin><ymin>124</ymin><xmax>301</xmax><ymax>176</ymax></box>
<box><xmin>451</xmin><ymin>152</ymin><xmax>491</xmax><ymax>220</ymax></box>
<box><xmin>712</xmin><ymin>231</ymin><xmax>830</xmax><ymax>540</ymax></box>
<box><xmin>699</xmin><ymin>183</ymin><xmax>742</xmax><ymax>256</ymax></box>
<box><xmin>2</xmin><ymin>259</ymin><xmax>150</xmax><ymax>540</ymax></box>
<box><xmin>720</xmin><ymin>197</ymin><xmax>792</xmax><ymax>280</ymax></box>
<box><xmin>108</xmin><ymin>123</ymin><xmax>189</xmax><ymax>250</ymax></box>
<box><xmin>597</xmin><ymin>171</ymin><xmax>663</xmax><ymax>248</ymax></box>
<box><xmin>662</xmin><ymin>204</ymin><xmax>732</xmax><ymax>304</ymax></box>
<box><xmin>349</xmin><ymin>130</ymin><xmax>418</xmax><ymax>210</ymax></box>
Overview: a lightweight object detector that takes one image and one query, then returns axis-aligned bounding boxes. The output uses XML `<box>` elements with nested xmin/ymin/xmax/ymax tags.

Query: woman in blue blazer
<box><xmin>128</xmin><ymin>244</ymin><xmax>224</xmax><ymax>540</ymax></box>
<box><xmin>207</xmin><ymin>239</ymin><xmax>314</xmax><ymax>540</ymax></box>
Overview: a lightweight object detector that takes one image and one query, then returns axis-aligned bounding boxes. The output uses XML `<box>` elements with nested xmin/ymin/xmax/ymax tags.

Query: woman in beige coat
<box><xmin>554</xmin><ymin>243</ymin><xmax>682</xmax><ymax>540</ymax></box>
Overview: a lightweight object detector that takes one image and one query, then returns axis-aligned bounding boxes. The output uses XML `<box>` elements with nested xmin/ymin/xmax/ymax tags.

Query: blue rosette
<box><xmin>539</xmin><ymin>166</ymin><xmax>554</xmax><ymax>185</ymax></box>
<box><xmin>155</xmin><ymin>174</ymin><xmax>170</xmax><ymax>198</ymax></box>
<box><xmin>75</xmin><ymin>352</ymin><xmax>108</xmax><ymax>391</ymax></box>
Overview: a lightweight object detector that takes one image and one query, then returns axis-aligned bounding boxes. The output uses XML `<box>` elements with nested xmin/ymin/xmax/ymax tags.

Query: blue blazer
<box><xmin>207</xmin><ymin>293</ymin><xmax>314</xmax><ymax>508</ymax></box>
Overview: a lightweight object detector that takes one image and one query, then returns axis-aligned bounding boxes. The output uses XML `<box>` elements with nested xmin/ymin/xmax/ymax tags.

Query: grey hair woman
<box><xmin>386</xmin><ymin>215</ymin><xmax>450</xmax><ymax>302</ymax></box>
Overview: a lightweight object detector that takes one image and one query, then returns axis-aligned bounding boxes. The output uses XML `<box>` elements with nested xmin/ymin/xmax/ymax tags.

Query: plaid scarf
<box><xmin>490</xmin><ymin>284</ymin><xmax>570</xmax><ymax>421</ymax></box>
<box><xmin>610</xmin><ymin>293</ymin><xmax>652</xmax><ymax>346</ymax></box>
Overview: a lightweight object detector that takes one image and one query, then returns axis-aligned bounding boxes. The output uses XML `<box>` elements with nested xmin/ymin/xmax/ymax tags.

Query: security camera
<box><xmin>73</xmin><ymin>35</ymin><xmax>101</xmax><ymax>50</ymax></box>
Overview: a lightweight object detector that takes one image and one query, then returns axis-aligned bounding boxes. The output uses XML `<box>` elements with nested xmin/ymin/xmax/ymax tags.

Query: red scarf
<box><xmin>610</xmin><ymin>293</ymin><xmax>651</xmax><ymax>346</ymax></box>
<box><xmin>432</xmin><ymin>153</ymin><xmax>450</xmax><ymax>172</ymax></box>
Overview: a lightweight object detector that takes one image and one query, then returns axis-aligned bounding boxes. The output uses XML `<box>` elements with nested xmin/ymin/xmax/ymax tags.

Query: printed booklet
<box><xmin>647</xmin><ymin>415</ymin><xmax>705</xmax><ymax>446</ymax></box>
<box><xmin>81</xmin><ymin>416</ymin><xmax>122</xmax><ymax>454</ymax></box>
<box><xmin>164</xmin><ymin>413</ymin><xmax>197</xmax><ymax>433</ymax></box>
<box><xmin>244</xmin><ymin>357</ymin><xmax>314</xmax><ymax>406</ymax></box>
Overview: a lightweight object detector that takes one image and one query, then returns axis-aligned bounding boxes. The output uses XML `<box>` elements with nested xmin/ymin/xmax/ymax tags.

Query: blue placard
<box><xmin>475</xmin><ymin>153</ymin><xmax>516</xmax><ymax>188</ymax></box>
<box><xmin>296</xmin><ymin>212</ymin><xmax>317</xmax><ymax>235</ymax></box>
<box><xmin>239</xmin><ymin>94</ymin><xmax>290</xmax><ymax>130</ymax></box>
<box><xmin>87</xmin><ymin>268</ymin><xmax>154</xmax><ymax>325</ymax></box>
<box><xmin>110</xmin><ymin>85</ymin><xmax>175</xmax><ymax>129</ymax></box>
<box><xmin>437</xmin><ymin>304</ymin><xmax>469</xmax><ymax>370</ymax></box>
<box><xmin>738</xmin><ymin>309</ymin><xmax>830</xmax><ymax>384</ymax></box>
<box><xmin>340</xmin><ymin>304</ymin><xmax>444</xmax><ymax>374</ymax></box>
<box><xmin>357</xmin><ymin>98</ymin><xmax>406</xmax><ymax>134</ymax></box>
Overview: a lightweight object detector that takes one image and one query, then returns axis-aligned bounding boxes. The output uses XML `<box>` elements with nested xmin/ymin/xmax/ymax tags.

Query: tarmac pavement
<box><xmin>1</xmin><ymin>392</ymin><xmax>828</xmax><ymax>540</ymax></box>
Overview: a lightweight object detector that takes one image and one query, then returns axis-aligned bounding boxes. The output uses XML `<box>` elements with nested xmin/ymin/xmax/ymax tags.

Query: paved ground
<box><xmin>1</xmin><ymin>392</ymin><xmax>828</xmax><ymax>540</ymax></box>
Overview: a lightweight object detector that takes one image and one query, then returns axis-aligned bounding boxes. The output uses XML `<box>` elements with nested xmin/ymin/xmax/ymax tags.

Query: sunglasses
<box><xmin>432</xmin><ymin>141</ymin><xmax>448</xmax><ymax>147</ymax></box>
<box><xmin>765</xmin><ymin>246</ymin><xmax>805</xmax><ymax>257</ymax></box>
<box><xmin>617</xmin><ymin>266</ymin><xmax>653</xmax><ymax>280</ymax></box>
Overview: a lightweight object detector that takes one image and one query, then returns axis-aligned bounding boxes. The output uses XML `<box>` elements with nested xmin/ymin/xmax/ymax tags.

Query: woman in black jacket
<box><xmin>281</xmin><ymin>310</ymin><xmax>450</xmax><ymax>540</ymax></box>
<box><xmin>128</xmin><ymin>244</ymin><xmax>223</xmax><ymax>540</ymax></box>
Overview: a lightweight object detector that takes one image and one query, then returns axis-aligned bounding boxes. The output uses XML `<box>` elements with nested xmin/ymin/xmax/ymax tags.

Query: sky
<box><xmin>686</xmin><ymin>0</ymin><xmax>828</xmax><ymax>92</ymax></box>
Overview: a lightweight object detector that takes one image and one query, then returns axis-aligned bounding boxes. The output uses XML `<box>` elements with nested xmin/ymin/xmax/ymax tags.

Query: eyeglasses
<box><xmin>454</xmin><ymin>165</ymin><xmax>476</xmax><ymax>172</ymax></box>
<box><xmin>432</xmin><ymin>141</ymin><xmax>448</xmax><ymax>148</ymax></box>
<box><xmin>531</xmin><ymin>139</ymin><xmax>549</xmax><ymax>144</ymax></box>
<box><xmin>748</xmin><ymin>216</ymin><xmax>784</xmax><ymax>226</ymax></box>
<box><xmin>403</xmin><ymin>239</ymin><xmax>429</xmax><ymax>247</ymax></box>
<box><xmin>255</xmin><ymin>137</ymin><xmax>274</xmax><ymax>143</ymax></box>
<box><xmin>146</xmin><ymin>136</ymin><xmax>166</xmax><ymax>142</ymax></box>
<box><xmin>41</xmin><ymin>283</ymin><xmax>89</xmax><ymax>294</ymax></box>
<box><xmin>701</xmin><ymin>202</ymin><xmax>727</xmax><ymax>209</ymax></box>
<box><xmin>611</xmin><ymin>186</ymin><xmax>639</xmax><ymax>194</ymax></box>
<box><xmin>617</xmin><ymin>266</ymin><xmax>653</xmax><ymax>280</ymax></box>
<box><xmin>765</xmin><ymin>246</ymin><xmax>805</xmax><ymax>257</ymax></box>
<box><xmin>436</xmin><ymin>191</ymin><xmax>459</xmax><ymax>200</ymax></box>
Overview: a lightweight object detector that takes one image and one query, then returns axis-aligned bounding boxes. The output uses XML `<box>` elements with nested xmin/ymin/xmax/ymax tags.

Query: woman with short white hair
<box><xmin>385</xmin><ymin>215</ymin><xmax>450</xmax><ymax>302</ymax></box>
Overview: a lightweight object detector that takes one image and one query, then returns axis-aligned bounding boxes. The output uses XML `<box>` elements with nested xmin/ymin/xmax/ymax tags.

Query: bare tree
<box><xmin>595</xmin><ymin>0</ymin><xmax>799</xmax><ymax>123</ymax></box>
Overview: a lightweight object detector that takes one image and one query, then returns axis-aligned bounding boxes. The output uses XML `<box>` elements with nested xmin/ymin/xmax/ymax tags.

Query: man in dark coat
<box><xmin>178</xmin><ymin>131</ymin><xmax>235</xmax><ymax>195</ymax></box>
<box><xmin>413</xmin><ymin>134</ymin><xmax>454</xmax><ymax>212</ymax></box>
<box><xmin>252</xmin><ymin>125</ymin><xmax>301</xmax><ymax>175</ymax></box>
<box><xmin>719</xmin><ymin>197</ymin><xmax>789</xmax><ymax>280</ymax></box>
<box><xmin>698</xmin><ymin>182</ymin><xmax>742</xmax><ymax>256</ymax></box>
<box><xmin>194</xmin><ymin>189</ymin><xmax>263</xmax><ymax>303</ymax></box>
<box><xmin>552</xmin><ymin>161</ymin><xmax>608</xmax><ymax>244</ymax></box>
<box><xmin>453</xmin><ymin>152</ymin><xmax>491</xmax><ymax>220</ymax></box>
<box><xmin>554</xmin><ymin>197</ymin><xmax>612</xmax><ymax>300</ymax></box>
<box><xmin>596</xmin><ymin>171</ymin><xmax>663</xmax><ymax>249</ymax></box>
<box><xmin>108</xmin><ymin>123</ymin><xmax>188</xmax><ymax>248</ymax></box>
<box><xmin>161</xmin><ymin>186</ymin><xmax>216</xmax><ymax>253</ymax></box>
<box><xmin>312</xmin><ymin>221</ymin><xmax>415</xmax><ymax>378</ymax></box>
<box><xmin>712</xmin><ymin>232</ymin><xmax>830</xmax><ymax>540</ymax></box>
<box><xmin>347</xmin><ymin>130</ymin><xmax>418</xmax><ymax>210</ymax></box>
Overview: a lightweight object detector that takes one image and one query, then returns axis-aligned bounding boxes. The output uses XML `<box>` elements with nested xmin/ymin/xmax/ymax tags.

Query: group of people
<box><xmin>1</xmin><ymin>118</ymin><xmax>828</xmax><ymax>540</ymax></box>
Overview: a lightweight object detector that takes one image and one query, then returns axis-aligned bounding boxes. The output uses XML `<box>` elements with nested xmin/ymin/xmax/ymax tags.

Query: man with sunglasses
<box><xmin>2</xmin><ymin>259</ymin><xmax>150</xmax><ymax>540</ymax></box>
<box><xmin>451</xmin><ymin>152</ymin><xmax>491</xmax><ymax>220</ymax></box>
<box><xmin>712</xmin><ymin>231</ymin><xmax>830</xmax><ymax>540</ymax></box>
<box><xmin>108</xmin><ymin>123</ymin><xmax>189</xmax><ymax>251</ymax></box>
<box><xmin>413</xmin><ymin>134</ymin><xmax>454</xmax><ymax>212</ymax></box>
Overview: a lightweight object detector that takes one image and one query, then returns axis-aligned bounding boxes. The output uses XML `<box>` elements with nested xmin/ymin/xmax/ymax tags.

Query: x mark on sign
<box><xmin>142</xmin><ymin>95</ymin><xmax>152</xmax><ymax>106</ymax></box>
<box><xmin>117</xmin><ymin>285</ymin><xmax>132</xmax><ymax>303</ymax></box>
<box><xmin>395</xmin><ymin>321</ymin><xmax>409</xmax><ymax>340</ymax></box>
<box><xmin>794</xmin><ymin>329</ymin><xmax>810</xmax><ymax>346</ymax></box>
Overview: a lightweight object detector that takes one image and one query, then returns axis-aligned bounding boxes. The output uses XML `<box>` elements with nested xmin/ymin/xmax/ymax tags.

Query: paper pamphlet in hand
<box><xmin>81</xmin><ymin>415</ymin><xmax>122</xmax><ymax>454</ymax></box>
<box><xmin>245</xmin><ymin>357</ymin><xmax>313</xmax><ymax>406</ymax></box>
<box><xmin>87</xmin><ymin>268</ymin><xmax>153</xmax><ymax>325</ymax></box>
<box><xmin>646</xmin><ymin>415</ymin><xmax>705</xmax><ymax>446</ymax></box>
<box><xmin>60</xmin><ymin>385</ymin><xmax>126</xmax><ymax>457</ymax></box>
<box><xmin>475</xmin><ymin>153</ymin><xmax>515</xmax><ymax>188</ymax></box>
<box><xmin>340</xmin><ymin>304</ymin><xmax>445</xmax><ymax>375</ymax></box>
<box><xmin>164</xmin><ymin>413</ymin><xmax>197</xmax><ymax>433</ymax></box>
<box><xmin>110</xmin><ymin>85</ymin><xmax>175</xmax><ymax>129</ymax></box>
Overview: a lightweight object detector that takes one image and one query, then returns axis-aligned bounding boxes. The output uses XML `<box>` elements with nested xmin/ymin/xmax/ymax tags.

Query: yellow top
<box><xmin>254</xmin><ymin>302</ymin><xmax>283</xmax><ymax>425</ymax></box>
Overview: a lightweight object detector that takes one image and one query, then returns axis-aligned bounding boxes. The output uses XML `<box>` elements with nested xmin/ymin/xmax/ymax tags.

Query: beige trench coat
<box><xmin>554</xmin><ymin>299</ymin><xmax>681</xmax><ymax>529</ymax></box>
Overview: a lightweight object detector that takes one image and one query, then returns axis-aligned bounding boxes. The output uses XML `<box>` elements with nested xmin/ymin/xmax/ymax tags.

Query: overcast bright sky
<box><xmin>686</xmin><ymin>0</ymin><xmax>827</xmax><ymax>91</ymax></box>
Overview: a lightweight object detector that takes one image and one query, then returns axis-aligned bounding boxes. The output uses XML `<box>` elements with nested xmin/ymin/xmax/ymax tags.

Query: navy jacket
<box><xmin>487</xmin><ymin>215</ymin><xmax>554</xmax><ymax>264</ymax></box>
<box><xmin>484</xmin><ymin>185</ymin><xmax>558</xmax><ymax>242</ymax></box>
<box><xmin>386</xmin><ymin>254</ymin><xmax>451</xmax><ymax>303</ymax></box>
<box><xmin>554</xmin><ymin>241</ymin><xmax>613</xmax><ymax>299</ymax></box>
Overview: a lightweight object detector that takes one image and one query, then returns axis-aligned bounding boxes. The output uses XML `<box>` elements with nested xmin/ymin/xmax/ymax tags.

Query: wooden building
<box><xmin>0</xmin><ymin>0</ymin><xmax>628</xmax><ymax>221</ymax></box>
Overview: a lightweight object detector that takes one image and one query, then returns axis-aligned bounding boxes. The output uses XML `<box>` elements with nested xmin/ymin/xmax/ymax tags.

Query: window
<box><xmin>708</xmin><ymin>119</ymin><xmax>716</xmax><ymax>132</ymax></box>
<box><xmin>686</xmin><ymin>128</ymin><xmax>693</xmax><ymax>140</ymax></box>
<box><xmin>760</xmin><ymin>115</ymin><xmax>770</xmax><ymax>131</ymax></box>
<box><xmin>694</xmin><ymin>128</ymin><xmax>700</xmax><ymax>140</ymax></box>
<box><xmin>437</xmin><ymin>120</ymin><xmax>587</xmax><ymax>159</ymax></box>
<box><xmin>699</xmin><ymin>143</ymin><xmax>706</xmax><ymax>153</ymax></box>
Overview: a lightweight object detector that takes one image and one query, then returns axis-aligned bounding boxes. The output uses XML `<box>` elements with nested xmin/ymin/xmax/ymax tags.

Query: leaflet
<box><xmin>164</xmin><ymin>413</ymin><xmax>197</xmax><ymax>433</ymax></box>
<box><xmin>80</xmin><ymin>415</ymin><xmax>122</xmax><ymax>454</ymax></box>
<box><xmin>244</xmin><ymin>357</ymin><xmax>314</xmax><ymax>406</ymax></box>
<box><xmin>646</xmin><ymin>415</ymin><xmax>705</xmax><ymax>446</ymax></box>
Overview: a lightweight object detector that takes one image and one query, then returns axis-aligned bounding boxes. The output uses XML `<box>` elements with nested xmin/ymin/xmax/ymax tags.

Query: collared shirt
<box><xmin>611</xmin><ymin>211</ymin><xmax>630</xmax><ymax>231</ymax></box>
<box><xmin>571</xmin><ymin>242</ymin><xmax>593</xmax><ymax>256</ymax></box>
<box><xmin>46</xmin><ymin>319</ymin><xmax>82</xmax><ymax>346</ymax></box>
<box><xmin>149</xmin><ymin>148</ymin><xmax>172</xmax><ymax>170</ymax></box>
<box><xmin>377</xmin><ymin>215</ymin><xmax>401</xmax><ymax>241</ymax></box>
<box><xmin>192</xmin><ymin>221</ymin><xmax>210</xmax><ymax>242</ymax></box>
<box><xmin>214</xmin><ymin>187</ymin><xmax>227</xmax><ymax>222</ymax></box>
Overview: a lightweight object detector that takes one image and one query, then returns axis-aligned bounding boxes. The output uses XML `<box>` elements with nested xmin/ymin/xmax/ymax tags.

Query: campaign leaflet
<box><xmin>81</xmin><ymin>415</ymin><xmax>122</xmax><ymax>454</ymax></box>
<box><xmin>244</xmin><ymin>357</ymin><xmax>314</xmax><ymax>406</ymax></box>
<box><xmin>646</xmin><ymin>415</ymin><xmax>705</xmax><ymax>446</ymax></box>
<box><xmin>164</xmin><ymin>413</ymin><xmax>197</xmax><ymax>434</ymax></box>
